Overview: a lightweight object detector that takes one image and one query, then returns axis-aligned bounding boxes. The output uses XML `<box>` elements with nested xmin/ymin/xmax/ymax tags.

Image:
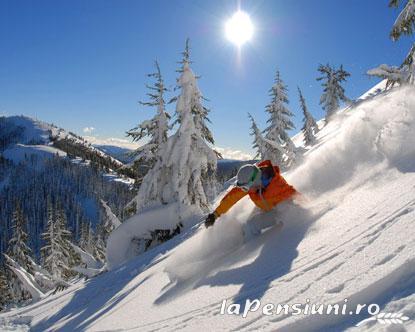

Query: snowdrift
<box><xmin>106</xmin><ymin>203</ymin><xmax>202</xmax><ymax>269</ymax></box>
<box><xmin>1</xmin><ymin>85</ymin><xmax>415</xmax><ymax>332</ymax></box>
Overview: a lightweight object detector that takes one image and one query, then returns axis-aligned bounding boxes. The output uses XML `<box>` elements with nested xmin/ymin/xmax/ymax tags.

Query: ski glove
<box><xmin>204</xmin><ymin>213</ymin><xmax>216</xmax><ymax>228</ymax></box>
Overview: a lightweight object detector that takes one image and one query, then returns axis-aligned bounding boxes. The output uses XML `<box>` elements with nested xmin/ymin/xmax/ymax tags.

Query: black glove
<box><xmin>204</xmin><ymin>213</ymin><xmax>216</xmax><ymax>228</ymax></box>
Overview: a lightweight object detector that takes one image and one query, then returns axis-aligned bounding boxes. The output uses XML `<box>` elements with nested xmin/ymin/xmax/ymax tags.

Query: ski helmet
<box><xmin>236</xmin><ymin>164</ymin><xmax>262</xmax><ymax>191</ymax></box>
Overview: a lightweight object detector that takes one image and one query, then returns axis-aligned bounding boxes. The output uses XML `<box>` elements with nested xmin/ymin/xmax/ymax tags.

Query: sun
<box><xmin>225</xmin><ymin>11</ymin><xmax>254</xmax><ymax>47</ymax></box>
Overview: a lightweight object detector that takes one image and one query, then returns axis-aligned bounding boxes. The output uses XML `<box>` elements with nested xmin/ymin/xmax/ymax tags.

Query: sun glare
<box><xmin>225</xmin><ymin>11</ymin><xmax>254</xmax><ymax>47</ymax></box>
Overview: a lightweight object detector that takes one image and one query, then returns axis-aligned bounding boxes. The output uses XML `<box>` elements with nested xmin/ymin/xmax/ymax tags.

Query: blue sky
<box><xmin>0</xmin><ymin>0</ymin><xmax>413</xmax><ymax>158</ymax></box>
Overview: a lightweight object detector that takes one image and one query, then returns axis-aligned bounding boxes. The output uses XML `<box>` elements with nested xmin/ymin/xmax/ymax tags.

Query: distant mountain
<box><xmin>0</xmin><ymin>115</ymin><xmax>136</xmax><ymax>259</ymax></box>
<box><xmin>93</xmin><ymin>145</ymin><xmax>255</xmax><ymax>181</ymax></box>
<box><xmin>93</xmin><ymin>145</ymin><xmax>135</xmax><ymax>164</ymax></box>
<box><xmin>0</xmin><ymin>115</ymin><xmax>125</xmax><ymax>166</ymax></box>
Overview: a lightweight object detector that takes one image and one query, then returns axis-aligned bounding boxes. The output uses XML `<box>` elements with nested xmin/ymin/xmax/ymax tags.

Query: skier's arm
<box><xmin>213</xmin><ymin>187</ymin><xmax>247</xmax><ymax>218</ymax></box>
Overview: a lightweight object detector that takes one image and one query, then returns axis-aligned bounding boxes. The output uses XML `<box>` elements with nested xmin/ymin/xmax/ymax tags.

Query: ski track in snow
<box><xmin>1</xmin><ymin>84</ymin><xmax>415</xmax><ymax>331</ymax></box>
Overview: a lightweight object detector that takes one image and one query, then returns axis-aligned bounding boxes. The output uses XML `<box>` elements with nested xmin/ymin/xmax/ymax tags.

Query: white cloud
<box><xmin>83</xmin><ymin>135</ymin><xmax>140</xmax><ymax>150</ymax></box>
<box><xmin>83</xmin><ymin>135</ymin><xmax>251</xmax><ymax>159</ymax></box>
<box><xmin>215</xmin><ymin>147</ymin><xmax>253</xmax><ymax>161</ymax></box>
<box><xmin>83</xmin><ymin>127</ymin><xmax>95</xmax><ymax>134</ymax></box>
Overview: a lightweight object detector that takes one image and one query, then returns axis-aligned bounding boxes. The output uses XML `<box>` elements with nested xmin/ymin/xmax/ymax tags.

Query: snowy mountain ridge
<box><xmin>0</xmin><ymin>115</ymin><xmax>136</xmax><ymax>187</ymax></box>
<box><xmin>1</xmin><ymin>83</ymin><xmax>415</xmax><ymax>331</ymax></box>
<box><xmin>0</xmin><ymin>115</ymin><xmax>124</xmax><ymax>167</ymax></box>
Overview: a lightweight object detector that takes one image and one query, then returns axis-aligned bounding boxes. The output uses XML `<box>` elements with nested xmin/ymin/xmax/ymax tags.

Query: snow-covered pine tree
<box><xmin>41</xmin><ymin>206</ymin><xmax>76</xmax><ymax>281</ymax></box>
<box><xmin>41</xmin><ymin>205</ymin><xmax>62</xmax><ymax>280</ymax></box>
<box><xmin>0</xmin><ymin>266</ymin><xmax>11</xmax><ymax>310</ymax></box>
<box><xmin>175</xmin><ymin>39</ymin><xmax>215</xmax><ymax>146</ymax></box>
<box><xmin>248</xmin><ymin>113</ymin><xmax>267</xmax><ymax>160</ymax></box>
<box><xmin>133</xmin><ymin>39</ymin><xmax>218</xmax><ymax>221</ymax></box>
<box><xmin>127</xmin><ymin>60</ymin><xmax>170</xmax><ymax>168</ymax></box>
<box><xmin>390</xmin><ymin>0</ymin><xmax>415</xmax><ymax>41</ymax></box>
<box><xmin>57</xmin><ymin>208</ymin><xmax>80</xmax><ymax>276</ymax></box>
<box><xmin>7</xmin><ymin>203</ymin><xmax>33</xmax><ymax>273</ymax></box>
<box><xmin>94</xmin><ymin>200</ymin><xmax>121</xmax><ymax>262</ymax></box>
<box><xmin>93</xmin><ymin>230</ymin><xmax>106</xmax><ymax>263</ymax></box>
<box><xmin>263</xmin><ymin>70</ymin><xmax>296</xmax><ymax>168</ymax></box>
<box><xmin>317</xmin><ymin>64</ymin><xmax>350</xmax><ymax>121</ymax></box>
<box><xmin>99</xmin><ymin>199</ymin><xmax>121</xmax><ymax>242</ymax></box>
<box><xmin>368</xmin><ymin>1</ymin><xmax>415</xmax><ymax>88</ymax></box>
<box><xmin>298</xmin><ymin>87</ymin><xmax>318</xmax><ymax>146</ymax></box>
<box><xmin>79</xmin><ymin>221</ymin><xmax>90</xmax><ymax>252</ymax></box>
<box><xmin>389</xmin><ymin>0</ymin><xmax>415</xmax><ymax>84</ymax></box>
<box><xmin>6</xmin><ymin>202</ymin><xmax>33</xmax><ymax>301</ymax></box>
<box><xmin>86</xmin><ymin>222</ymin><xmax>96</xmax><ymax>256</ymax></box>
<box><xmin>402</xmin><ymin>43</ymin><xmax>415</xmax><ymax>84</ymax></box>
<box><xmin>79</xmin><ymin>221</ymin><xmax>97</xmax><ymax>256</ymax></box>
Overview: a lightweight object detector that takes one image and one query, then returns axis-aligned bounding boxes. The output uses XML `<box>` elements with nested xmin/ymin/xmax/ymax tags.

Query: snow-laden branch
<box><xmin>70</xmin><ymin>243</ymin><xmax>103</xmax><ymax>270</ymax></box>
<box><xmin>4</xmin><ymin>254</ymin><xmax>44</xmax><ymax>301</ymax></box>
<box><xmin>368</xmin><ymin>64</ymin><xmax>411</xmax><ymax>88</ymax></box>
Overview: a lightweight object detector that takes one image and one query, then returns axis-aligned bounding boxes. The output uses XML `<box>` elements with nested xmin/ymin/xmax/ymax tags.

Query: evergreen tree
<box><xmin>298</xmin><ymin>87</ymin><xmax>318</xmax><ymax>146</ymax></box>
<box><xmin>133</xmin><ymin>39</ymin><xmax>218</xmax><ymax>221</ymax></box>
<box><xmin>78</xmin><ymin>221</ymin><xmax>98</xmax><ymax>256</ymax></box>
<box><xmin>6</xmin><ymin>202</ymin><xmax>33</xmax><ymax>301</ymax></box>
<box><xmin>390</xmin><ymin>0</ymin><xmax>415</xmax><ymax>41</ymax></box>
<box><xmin>86</xmin><ymin>222</ymin><xmax>96</xmax><ymax>255</ymax></box>
<box><xmin>175</xmin><ymin>38</ymin><xmax>192</xmax><ymax>74</ymax></box>
<box><xmin>41</xmin><ymin>206</ymin><xmax>76</xmax><ymax>281</ymax></box>
<box><xmin>7</xmin><ymin>203</ymin><xmax>33</xmax><ymax>273</ymax></box>
<box><xmin>263</xmin><ymin>70</ymin><xmax>296</xmax><ymax>168</ymax></box>
<box><xmin>369</xmin><ymin>1</ymin><xmax>415</xmax><ymax>87</ymax></box>
<box><xmin>317</xmin><ymin>64</ymin><xmax>350</xmax><ymax>121</ymax></box>
<box><xmin>93</xmin><ymin>200</ymin><xmax>120</xmax><ymax>263</ymax></box>
<box><xmin>390</xmin><ymin>0</ymin><xmax>415</xmax><ymax>84</ymax></box>
<box><xmin>57</xmin><ymin>208</ymin><xmax>79</xmax><ymax>274</ymax></box>
<box><xmin>93</xmin><ymin>228</ymin><xmax>106</xmax><ymax>263</ymax></box>
<box><xmin>248</xmin><ymin>113</ymin><xmax>267</xmax><ymax>160</ymax></box>
<box><xmin>127</xmin><ymin>60</ymin><xmax>170</xmax><ymax>168</ymax></box>
<box><xmin>172</xmin><ymin>39</ymin><xmax>215</xmax><ymax>144</ymax></box>
<box><xmin>0</xmin><ymin>266</ymin><xmax>11</xmax><ymax>310</ymax></box>
<box><xmin>79</xmin><ymin>221</ymin><xmax>90</xmax><ymax>252</ymax></box>
<box><xmin>99</xmin><ymin>199</ymin><xmax>121</xmax><ymax>242</ymax></box>
<box><xmin>402</xmin><ymin>44</ymin><xmax>415</xmax><ymax>84</ymax></box>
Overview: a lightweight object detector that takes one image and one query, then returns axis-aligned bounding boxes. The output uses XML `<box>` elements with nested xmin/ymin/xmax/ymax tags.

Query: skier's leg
<box><xmin>242</xmin><ymin>208</ymin><xmax>262</xmax><ymax>241</ymax></box>
<box><xmin>249</xmin><ymin>209</ymin><xmax>279</xmax><ymax>232</ymax></box>
<box><xmin>243</xmin><ymin>208</ymin><xmax>279</xmax><ymax>241</ymax></box>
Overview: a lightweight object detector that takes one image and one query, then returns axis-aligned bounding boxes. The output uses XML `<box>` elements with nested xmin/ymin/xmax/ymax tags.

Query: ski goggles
<box><xmin>237</xmin><ymin>167</ymin><xmax>259</xmax><ymax>192</ymax></box>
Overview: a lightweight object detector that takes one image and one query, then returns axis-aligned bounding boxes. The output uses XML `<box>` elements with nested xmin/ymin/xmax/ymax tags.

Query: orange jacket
<box><xmin>214</xmin><ymin>160</ymin><xmax>297</xmax><ymax>218</ymax></box>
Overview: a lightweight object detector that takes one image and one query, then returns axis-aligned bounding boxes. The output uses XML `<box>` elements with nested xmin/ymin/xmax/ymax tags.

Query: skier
<box><xmin>205</xmin><ymin>160</ymin><xmax>297</xmax><ymax>238</ymax></box>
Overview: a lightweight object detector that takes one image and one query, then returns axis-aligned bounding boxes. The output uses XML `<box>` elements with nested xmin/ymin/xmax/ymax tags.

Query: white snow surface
<box><xmin>1</xmin><ymin>115</ymin><xmax>51</xmax><ymax>145</ymax></box>
<box><xmin>106</xmin><ymin>203</ymin><xmax>201</xmax><ymax>270</ymax></box>
<box><xmin>1</xmin><ymin>115</ymin><xmax>124</xmax><ymax>167</ymax></box>
<box><xmin>3</xmin><ymin>144</ymin><xmax>67</xmax><ymax>164</ymax></box>
<box><xmin>1</xmin><ymin>85</ymin><xmax>415</xmax><ymax>331</ymax></box>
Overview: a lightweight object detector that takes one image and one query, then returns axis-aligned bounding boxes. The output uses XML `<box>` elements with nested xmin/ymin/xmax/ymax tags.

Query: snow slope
<box><xmin>0</xmin><ymin>115</ymin><xmax>134</xmax><ymax>185</ymax></box>
<box><xmin>0</xmin><ymin>115</ymin><xmax>124</xmax><ymax>167</ymax></box>
<box><xmin>3</xmin><ymin>144</ymin><xmax>67</xmax><ymax>164</ymax></box>
<box><xmin>93</xmin><ymin>145</ymin><xmax>135</xmax><ymax>164</ymax></box>
<box><xmin>1</xmin><ymin>85</ymin><xmax>415</xmax><ymax>331</ymax></box>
